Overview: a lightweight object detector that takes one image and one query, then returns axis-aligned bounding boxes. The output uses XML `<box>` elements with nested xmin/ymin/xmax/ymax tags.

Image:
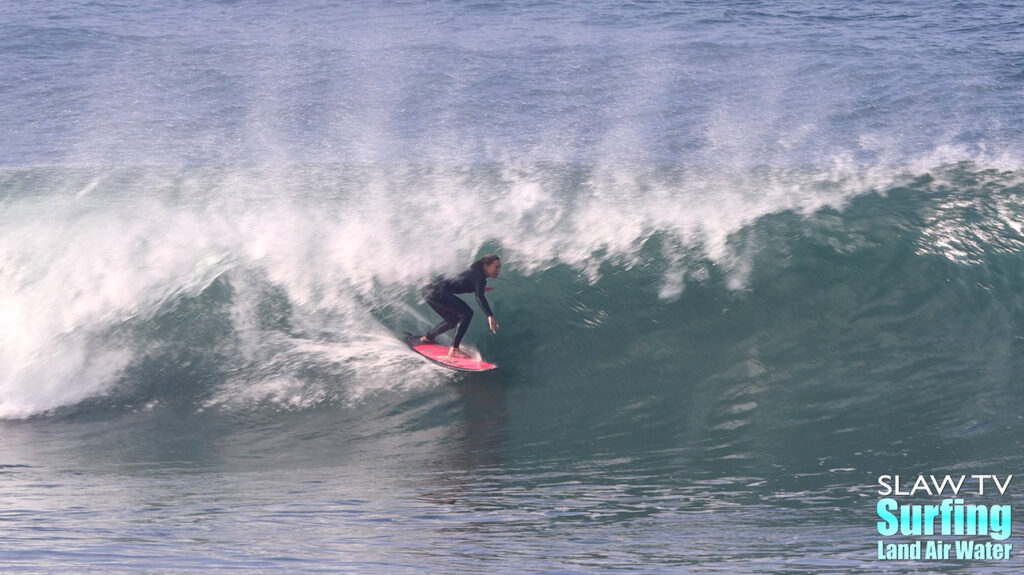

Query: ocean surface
<box><xmin>2</xmin><ymin>1</ymin><xmax>1024</xmax><ymax>573</ymax></box>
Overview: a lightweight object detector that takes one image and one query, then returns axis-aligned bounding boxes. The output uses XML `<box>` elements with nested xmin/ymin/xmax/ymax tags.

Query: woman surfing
<box><xmin>418</xmin><ymin>254</ymin><xmax>501</xmax><ymax>359</ymax></box>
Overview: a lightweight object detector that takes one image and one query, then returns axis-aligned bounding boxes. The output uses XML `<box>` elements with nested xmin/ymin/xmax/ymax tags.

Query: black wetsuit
<box><xmin>421</xmin><ymin>266</ymin><xmax>493</xmax><ymax>348</ymax></box>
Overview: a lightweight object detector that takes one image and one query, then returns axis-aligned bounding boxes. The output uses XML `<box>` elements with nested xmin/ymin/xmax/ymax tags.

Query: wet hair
<box><xmin>471</xmin><ymin>254</ymin><xmax>501</xmax><ymax>271</ymax></box>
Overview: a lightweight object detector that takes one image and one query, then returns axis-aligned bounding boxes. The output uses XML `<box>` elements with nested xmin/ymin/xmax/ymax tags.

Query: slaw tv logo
<box><xmin>875</xmin><ymin>474</ymin><xmax>1013</xmax><ymax>561</ymax></box>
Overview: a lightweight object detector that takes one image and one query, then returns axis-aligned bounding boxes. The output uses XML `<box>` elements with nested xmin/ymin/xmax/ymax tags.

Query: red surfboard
<box><xmin>404</xmin><ymin>333</ymin><xmax>497</xmax><ymax>372</ymax></box>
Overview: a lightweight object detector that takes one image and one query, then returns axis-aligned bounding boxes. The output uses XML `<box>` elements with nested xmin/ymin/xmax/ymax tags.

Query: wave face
<box><xmin>2</xmin><ymin>162</ymin><xmax>1023</xmax><ymax>447</ymax></box>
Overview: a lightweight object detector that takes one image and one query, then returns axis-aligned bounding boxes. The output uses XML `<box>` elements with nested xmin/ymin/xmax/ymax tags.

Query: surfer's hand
<box><xmin>485</xmin><ymin>286</ymin><xmax>495</xmax><ymax>292</ymax></box>
<box><xmin>488</xmin><ymin>316</ymin><xmax>499</xmax><ymax>334</ymax></box>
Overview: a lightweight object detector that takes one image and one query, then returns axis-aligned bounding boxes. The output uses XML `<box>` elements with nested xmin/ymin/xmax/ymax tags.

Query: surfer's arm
<box><xmin>472</xmin><ymin>274</ymin><xmax>495</xmax><ymax>318</ymax></box>
<box><xmin>472</xmin><ymin>275</ymin><xmax>498</xmax><ymax>333</ymax></box>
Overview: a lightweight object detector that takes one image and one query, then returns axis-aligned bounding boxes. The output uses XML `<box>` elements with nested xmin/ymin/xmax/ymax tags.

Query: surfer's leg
<box><xmin>425</xmin><ymin>309</ymin><xmax>458</xmax><ymax>342</ymax></box>
<box><xmin>450</xmin><ymin>305</ymin><xmax>474</xmax><ymax>348</ymax></box>
<box><xmin>426</xmin><ymin>292</ymin><xmax>473</xmax><ymax>347</ymax></box>
<box><xmin>424</xmin><ymin>292</ymin><xmax>471</xmax><ymax>343</ymax></box>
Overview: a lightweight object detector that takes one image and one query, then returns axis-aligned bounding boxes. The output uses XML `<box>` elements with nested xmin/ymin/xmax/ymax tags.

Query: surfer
<box><xmin>419</xmin><ymin>254</ymin><xmax>501</xmax><ymax>359</ymax></box>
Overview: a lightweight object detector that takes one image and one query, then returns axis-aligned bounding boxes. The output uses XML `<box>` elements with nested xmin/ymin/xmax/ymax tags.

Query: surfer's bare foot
<box><xmin>448</xmin><ymin>347</ymin><xmax>470</xmax><ymax>359</ymax></box>
<box><xmin>420</xmin><ymin>336</ymin><xmax>434</xmax><ymax>344</ymax></box>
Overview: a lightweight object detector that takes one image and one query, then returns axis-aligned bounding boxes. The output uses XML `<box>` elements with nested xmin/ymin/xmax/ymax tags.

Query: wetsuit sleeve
<box><xmin>473</xmin><ymin>271</ymin><xmax>494</xmax><ymax>317</ymax></box>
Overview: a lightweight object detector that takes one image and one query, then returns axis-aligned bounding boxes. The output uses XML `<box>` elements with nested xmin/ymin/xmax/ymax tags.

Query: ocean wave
<box><xmin>1</xmin><ymin>160</ymin><xmax>1022</xmax><ymax>421</ymax></box>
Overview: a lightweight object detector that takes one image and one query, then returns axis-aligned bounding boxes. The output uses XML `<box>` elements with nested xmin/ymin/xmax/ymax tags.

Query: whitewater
<box><xmin>2</xmin><ymin>1</ymin><xmax>1023</xmax><ymax>573</ymax></box>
